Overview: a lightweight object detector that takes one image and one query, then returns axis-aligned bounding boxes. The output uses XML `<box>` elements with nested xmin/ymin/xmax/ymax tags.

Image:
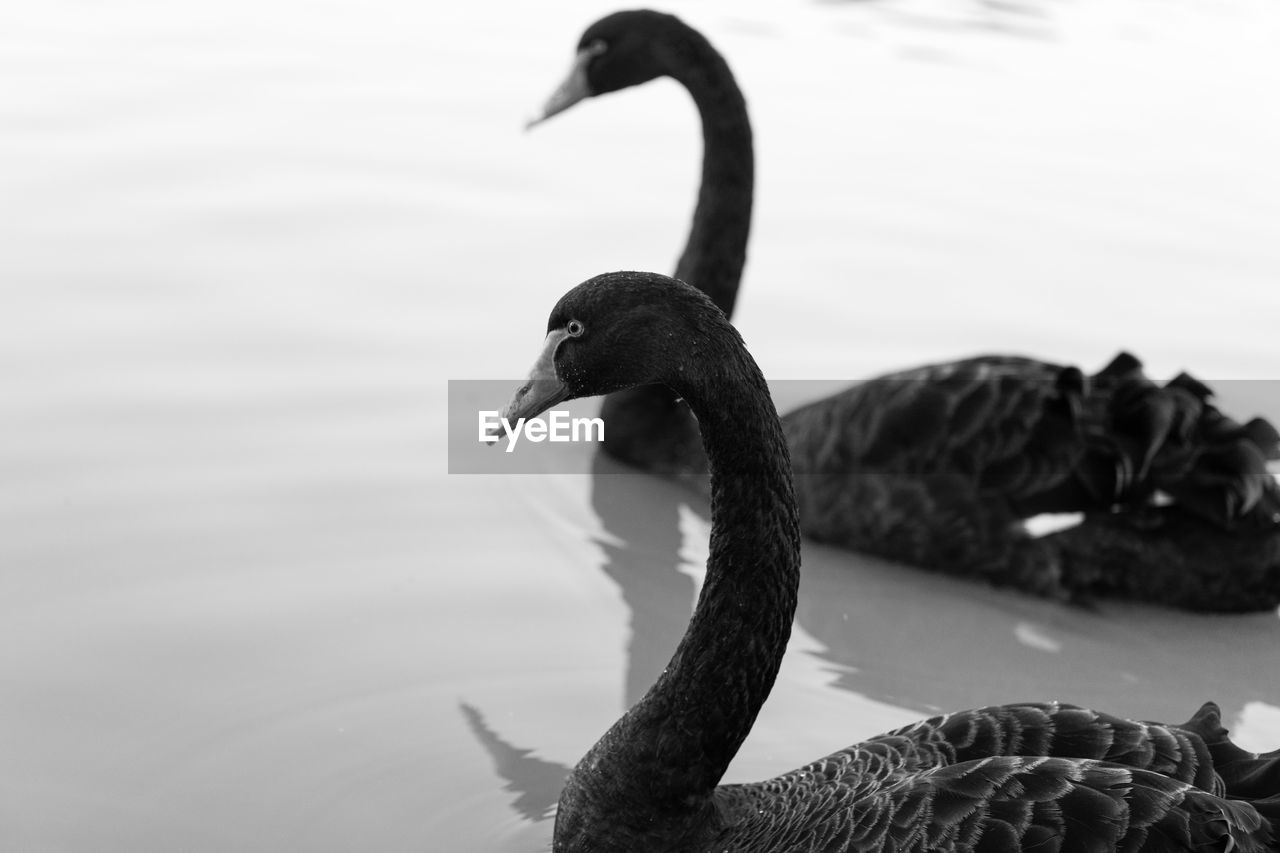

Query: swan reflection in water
<box><xmin>459</xmin><ymin>701</ymin><xmax>564</xmax><ymax>824</ymax></box>
<box><xmin>462</xmin><ymin>451</ymin><xmax>1280</xmax><ymax>827</ymax></box>
<box><xmin>461</xmin><ymin>451</ymin><xmax>698</xmax><ymax>824</ymax></box>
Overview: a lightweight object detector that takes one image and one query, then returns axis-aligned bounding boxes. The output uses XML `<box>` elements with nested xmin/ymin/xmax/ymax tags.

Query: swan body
<box><xmin>785</xmin><ymin>353</ymin><xmax>1280</xmax><ymax>606</ymax></box>
<box><xmin>530</xmin><ymin>10</ymin><xmax>1280</xmax><ymax>611</ymax></box>
<box><xmin>493</xmin><ymin>270</ymin><xmax>1279</xmax><ymax>853</ymax></box>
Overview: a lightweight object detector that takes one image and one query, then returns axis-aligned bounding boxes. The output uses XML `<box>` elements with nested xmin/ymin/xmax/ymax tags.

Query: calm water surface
<box><xmin>4</xmin><ymin>1</ymin><xmax>1280</xmax><ymax>850</ymax></box>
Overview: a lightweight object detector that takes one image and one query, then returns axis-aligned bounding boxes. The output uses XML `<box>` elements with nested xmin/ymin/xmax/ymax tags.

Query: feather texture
<box><xmin>533</xmin><ymin>9</ymin><xmax>1280</xmax><ymax>611</ymax></box>
<box><xmin>498</xmin><ymin>272</ymin><xmax>1279</xmax><ymax>853</ymax></box>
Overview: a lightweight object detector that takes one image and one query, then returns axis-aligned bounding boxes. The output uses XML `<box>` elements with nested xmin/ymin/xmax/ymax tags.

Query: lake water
<box><xmin>4</xmin><ymin>1</ymin><xmax>1280</xmax><ymax>850</ymax></box>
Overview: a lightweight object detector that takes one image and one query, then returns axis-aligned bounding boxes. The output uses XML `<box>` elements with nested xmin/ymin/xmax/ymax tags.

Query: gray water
<box><xmin>4</xmin><ymin>1</ymin><xmax>1280</xmax><ymax>850</ymax></box>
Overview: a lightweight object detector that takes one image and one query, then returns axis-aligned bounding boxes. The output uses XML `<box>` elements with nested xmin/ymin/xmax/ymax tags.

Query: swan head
<box><xmin>527</xmin><ymin>10</ymin><xmax>693</xmax><ymax>128</ymax></box>
<box><xmin>495</xmin><ymin>270</ymin><xmax>735</xmax><ymax>427</ymax></box>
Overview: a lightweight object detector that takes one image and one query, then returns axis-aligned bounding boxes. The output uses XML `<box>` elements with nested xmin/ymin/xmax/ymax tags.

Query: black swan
<box><xmin>491</xmin><ymin>269</ymin><xmax>1279</xmax><ymax>853</ymax></box>
<box><xmin>528</xmin><ymin>10</ymin><xmax>1280</xmax><ymax>611</ymax></box>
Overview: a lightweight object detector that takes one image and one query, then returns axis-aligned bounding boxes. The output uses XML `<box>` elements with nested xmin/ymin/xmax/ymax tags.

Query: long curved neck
<box><xmin>564</xmin><ymin>356</ymin><xmax>800</xmax><ymax>833</ymax></box>
<box><xmin>594</xmin><ymin>31</ymin><xmax>752</xmax><ymax>476</ymax></box>
<box><xmin>669</xmin><ymin>31</ymin><xmax>753</xmax><ymax>317</ymax></box>
<box><xmin>663</xmin><ymin>367</ymin><xmax>800</xmax><ymax>779</ymax></box>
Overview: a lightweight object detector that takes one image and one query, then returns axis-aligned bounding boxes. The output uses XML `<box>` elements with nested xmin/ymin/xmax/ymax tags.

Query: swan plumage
<box><xmin>530</xmin><ymin>9</ymin><xmax>1280</xmax><ymax>611</ymax></box>
<box><xmin>493</xmin><ymin>270</ymin><xmax>1279</xmax><ymax>853</ymax></box>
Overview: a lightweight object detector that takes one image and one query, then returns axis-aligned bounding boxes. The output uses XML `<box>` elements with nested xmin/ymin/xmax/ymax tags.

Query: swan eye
<box><xmin>566</xmin><ymin>320</ymin><xmax>586</xmax><ymax>338</ymax></box>
<box><xmin>584</xmin><ymin>39</ymin><xmax>607</xmax><ymax>58</ymax></box>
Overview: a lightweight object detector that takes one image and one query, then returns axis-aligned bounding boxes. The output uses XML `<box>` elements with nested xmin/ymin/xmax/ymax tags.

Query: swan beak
<box><xmin>525</xmin><ymin>45</ymin><xmax>597</xmax><ymax>130</ymax></box>
<box><xmin>489</xmin><ymin>329</ymin><xmax>573</xmax><ymax>442</ymax></box>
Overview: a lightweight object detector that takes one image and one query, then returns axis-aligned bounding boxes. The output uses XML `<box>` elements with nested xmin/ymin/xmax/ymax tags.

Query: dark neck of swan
<box><xmin>593</xmin><ymin>33</ymin><xmax>752</xmax><ymax>476</ymax></box>
<box><xmin>565</xmin><ymin>361</ymin><xmax>800</xmax><ymax>829</ymax></box>
<box><xmin>670</xmin><ymin>34</ymin><xmax>753</xmax><ymax>318</ymax></box>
